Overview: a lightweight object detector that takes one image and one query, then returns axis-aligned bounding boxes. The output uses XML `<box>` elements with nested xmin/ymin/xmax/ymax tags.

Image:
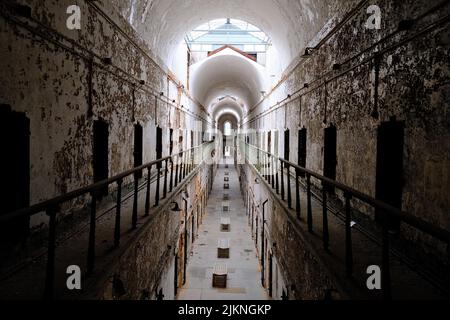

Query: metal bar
<box><xmin>169</xmin><ymin>158</ymin><xmax>174</xmax><ymax>192</ymax></box>
<box><xmin>345</xmin><ymin>192</ymin><xmax>353</xmax><ymax>276</ymax></box>
<box><xmin>132</xmin><ymin>174</ymin><xmax>139</xmax><ymax>229</ymax></box>
<box><xmin>307</xmin><ymin>174</ymin><xmax>313</xmax><ymax>232</ymax></box>
<box><xmin>280</xmin><ymin>161</ymin><xmax>285</xmax><ymax>200</ymax></box>
<box><xmin>114</xmin><ymin>179</ymin><xmax>122</xmax><ymax>247</ymax></box>
<box><xmin>175</xmin><ymin>157</ymin><xmax>179</xmax><ymax>187</ymax></box>
<box><xmin>87</xmin><ymin>192</ymin><xmax>97</xmax><ymax>275</ymax></box>
<box><xmin>271</xmin><ymin>156</ymin><xmax>275</xmax><ymax>189</ymax></box>
<box><xmin>275</xmin><ymin>160</ymin><xmax>280</xmax><ymax>194</ymax></box>
<box><xmin>295</xmin><ymin>169</ymin><xmax>300</xmax><ymax>220</ymax></box>
<box><xmin>155</xmin><ymin>167</ymin><xmax>161</xmax><ymax>207</ymax></box>
<box><xmin>144</xmin><ymin>167</ymin><xmax>151</xmax><ymax>216</ymax></box>
<box><xmin>287</xmin><ymin>164</ymin><xmax>292</xmax><ymax>209</ymax></box>
<box><xmin>322</xmin><ymin>184</ymin><xmax>329</xmax><ymax>251</ymax></box>
<box><xmin>44</xmin><ymin>205</ymin><xmax>57</xmax><ymax>300</ymax></box>
<box><xmin>163</xmin><ymin>159</ymin><xmax>168</xmax><ymax>199</ymax></box>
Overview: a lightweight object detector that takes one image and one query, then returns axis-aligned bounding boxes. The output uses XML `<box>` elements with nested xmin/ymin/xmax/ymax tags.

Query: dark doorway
<box><xmin>284</xmin><ymin>129</ymin><xmax>290</xmax><ymax>161</ymax></box>
<box><xmin>93</xmin><ymin>119</ymin><xmax>109</xmax><ymax>197</ymax></box>
<box><xmin>134</xmin><ymin>123</ymin><xmax>143</xmax><ymax>178</ymax></box>
<box><xmin>298</xmin><ymin>128</ymin><xmax>307</xmax><ymax>177</ymax></box>
<box><xmin>190</xmin><ymin>130</ymin><xmax>194</xmax><ymax>149</ymax></box>
<box><xmin>0</xmin><ymin>105</ymin><xmax>30</xmax><ymax>242</ymax></box>
<box><xmin>156</xmin><ymin>126</ymin><xmax>163</xmax><ymax>168</ymax></box>
<box><xmin>323</xmin><ymin>125</ymin><xmax>337</xmax><ymax>193</ymax></box>
<box><xmin>375</xmin><ymin>120</ymin><xmax>404</xmax><ymax>231</ymax></box>
<box><xmin>268</xmin><ymin>131</ymin><xmax>271</xmax><ymax>153</ymax></box>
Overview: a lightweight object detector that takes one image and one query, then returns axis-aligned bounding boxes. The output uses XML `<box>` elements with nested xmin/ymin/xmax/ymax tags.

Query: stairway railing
<box><xmin>0</xmin><ymin>141</ymin><xmax>214</xmax><ymax>299</ymax></box>
<box><xmin>238</xmin><ymin>139</ymin><xmax>450</xmax><ymax>299</ymax></box>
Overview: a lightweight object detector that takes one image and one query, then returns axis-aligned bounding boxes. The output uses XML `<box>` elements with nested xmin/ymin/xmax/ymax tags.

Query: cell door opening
<box><xmin>0</xmin><ymin>105</ymin><xmax>30</xmax><ymax>243</ymax></box>
<box><xmin>298</xmin><ymin>128</ymin><xmax>307</xmax><ymax>177</ymax></box>
<box><xmin>93</xmin><ymin>119</ymin><xmax>109</xmax><ymax>197</ymax></box>
<box><xmin>323</xmin><ymin>125</ymin><xmax>337</xmax><ymax>193</ymax></box>
<box><xmin>268</xmin><ymin>131</ymin><xmax>271</xmax><ymax>153</ymax></box>
<box><xmin>375</xmin><ymin>120</ymin><xmax>404</xmax><ymax>232</ymax></box>
<box><xmin>284</xmin><ymin>129</ymin><xmax>290</xmax><ymax>161</ymax></box>
<box><xmin>134</xmin><ymin>123</ymin><xmax>143</xmax><ymax>179</ymax></box>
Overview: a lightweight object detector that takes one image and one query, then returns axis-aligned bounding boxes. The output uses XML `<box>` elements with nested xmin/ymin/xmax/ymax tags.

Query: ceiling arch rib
<box><xmin>190</xmin><ymin>48</ymin><xmax>267</xmax><ymax>115</ymax></box>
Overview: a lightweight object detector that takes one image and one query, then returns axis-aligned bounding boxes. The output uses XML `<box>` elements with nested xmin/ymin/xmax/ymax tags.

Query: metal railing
<box><xmin>0</xmin><ymin>141</ymin><xmax>214</xmax><ymax>299</ymax></box>
<box><xmin>239</xmin><ymin>139</ymin><xmax>450</xmax><ymax>299</ymax></box>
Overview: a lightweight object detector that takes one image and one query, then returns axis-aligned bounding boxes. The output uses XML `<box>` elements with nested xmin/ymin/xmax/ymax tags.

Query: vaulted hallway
<box><xmin>177</xmin><ymin>157</ymin><xmax>268</xmax><ymax>300</ymax></box>
<box><xmin>0</xmin><ymin>0</ymin><xmax>449</xmax><ymax>302</ymax></box>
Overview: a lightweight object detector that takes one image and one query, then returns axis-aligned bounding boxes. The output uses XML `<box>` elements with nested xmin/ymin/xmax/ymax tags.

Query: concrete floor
<box><xmin>177</xmin><ymin>157</ymin><xmax>269</xmax><ymax>300</ymax></box>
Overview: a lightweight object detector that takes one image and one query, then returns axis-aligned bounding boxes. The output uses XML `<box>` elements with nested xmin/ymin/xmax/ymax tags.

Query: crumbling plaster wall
<box><xmin>0</xmin><ymin>0</ymin><xmax>210</xmax><ymax>229</ymax></box>
<box><xmin>245</xmin><ymin>0</ymin><xmax>450</xmax><ymax>245</ymax></box>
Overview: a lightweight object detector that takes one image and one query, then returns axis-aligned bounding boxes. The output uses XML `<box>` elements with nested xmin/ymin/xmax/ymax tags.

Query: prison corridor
<box><xmin>177</xmin><ymin>157</ymin><xmax>268</xmax><ymax>300</ymax></box>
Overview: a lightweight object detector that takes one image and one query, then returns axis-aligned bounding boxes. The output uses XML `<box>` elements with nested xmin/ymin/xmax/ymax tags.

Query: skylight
<box><xmin>186</xmin><ymin>18</ymin><xmax>271</xmax><ymax>53</ymax></box>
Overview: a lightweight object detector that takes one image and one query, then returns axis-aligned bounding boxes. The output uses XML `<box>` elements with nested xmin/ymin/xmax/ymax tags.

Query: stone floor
<box><xmin>177</xmin><ymin>157</ymin><xmax>269</xmax><ymax>300</ymax></box>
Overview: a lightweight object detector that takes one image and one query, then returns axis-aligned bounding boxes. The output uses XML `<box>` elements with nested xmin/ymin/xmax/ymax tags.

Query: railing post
<box><xmin>155</xmin><ymin>166</ymin><xmax>161</xmax><ymax>207</ymax></box>
<box><xmin>271</xmin><ymin>156</ymin><xmax>275</xmax><ymax>189</ymax></box>
<box><xmin>382</xmin><ymin>212</ymin><xmax>392</xmax><ymax>300</ymax></box>
<box><xmin>344</xmin><ymin>192</ymin><xmax>353</xmax><ymax>276</ymax></box>
<box><xmin>145</xmin><ymin>166</ymin><xmax>151</xmax><ymax>216</ymax></box>
<box><xmin>87</xmin><ymin>190</ymin><xmax>97</xmax><ymax>275</ymax></box>
<box><xmin>163</xmin><ymin>159</ymin><xmax>168</xmax><ymax>199</ymax></box>
<box><xmin>287</xmin><ymin>164</ymin><xmax>292</xmax><ymax>209</ymax></box>
<box><xmin>295</xmin><ymin>168</ymin><xmax>300</xmax><ymax>219</ymax></box>
<box><xmin>179</xmin><ymin>153</ymin><xmax>183</xmax><ymax>183</ymax></box>
<box><xmin>280</xmin><ymin>161</ymin><xmax>285</xmax><ymax>200</ymax></box>
<box><xmin>307</xmin><ymin>174</ymin><xmax>313</xmax><ymax>232</ymax></box>
<box><xmin>114</xmin><ymin>179</ymin><xmax>123</xmax><ymax>248</ymax></box>
<box><xmin>175</xmin><ymin>156</ymin><xmax>179</xmax><ymax>187</ymax></box>
<box><xmin>183</xmin><ymin>152</ymin><xmax>187</xmax><ymax>178</ymax></box>
<box><xmin>169</xmin><ymin>158</ymin><xmax>174</xmax><ymax>192</ymax></box>
<box><xmin>322</xmin><ymin>182</ymin><xmax>329</xmax><ymax>251</ymax></box>
<box><xmin>44</xmin><ymin>205</ymin><xmax>57</xmax><ymax>300</ymax></box>
<box><xmin>275</xmin><ymin>160</ymin><xmax>280</xmax><ymax>195</ymax></box>
<box><xmin>132</xmin><ymin>173</ymin><xmax>139</xmax><ymax>229</ymax></box>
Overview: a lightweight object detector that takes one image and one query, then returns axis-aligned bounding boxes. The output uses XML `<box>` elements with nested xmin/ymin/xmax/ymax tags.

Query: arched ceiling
<box><xmin>190</xmin><ymin>49</ymin><xmax>266</xmax><ymax>111</ymax></box>
<box><xmin>114</xmin><ymin>0</ymin><xmax>332</xmax><ymax>69</ymax></box>
<box><xmin>211</xmin><ymin>97</ymin><xmax>244</xmax><ymax>124</ymax></box>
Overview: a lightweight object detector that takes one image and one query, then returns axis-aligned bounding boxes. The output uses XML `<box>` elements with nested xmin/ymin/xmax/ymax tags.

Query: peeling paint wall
<box><xmin>0</xmin><ymin>1</ymin><xmax>210</xmax><ymax>230</ymax></box>
<box><xmin>245</xmin><ymin>0</ymin><xmax>450</xmax><ymax>247</ymax></box>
